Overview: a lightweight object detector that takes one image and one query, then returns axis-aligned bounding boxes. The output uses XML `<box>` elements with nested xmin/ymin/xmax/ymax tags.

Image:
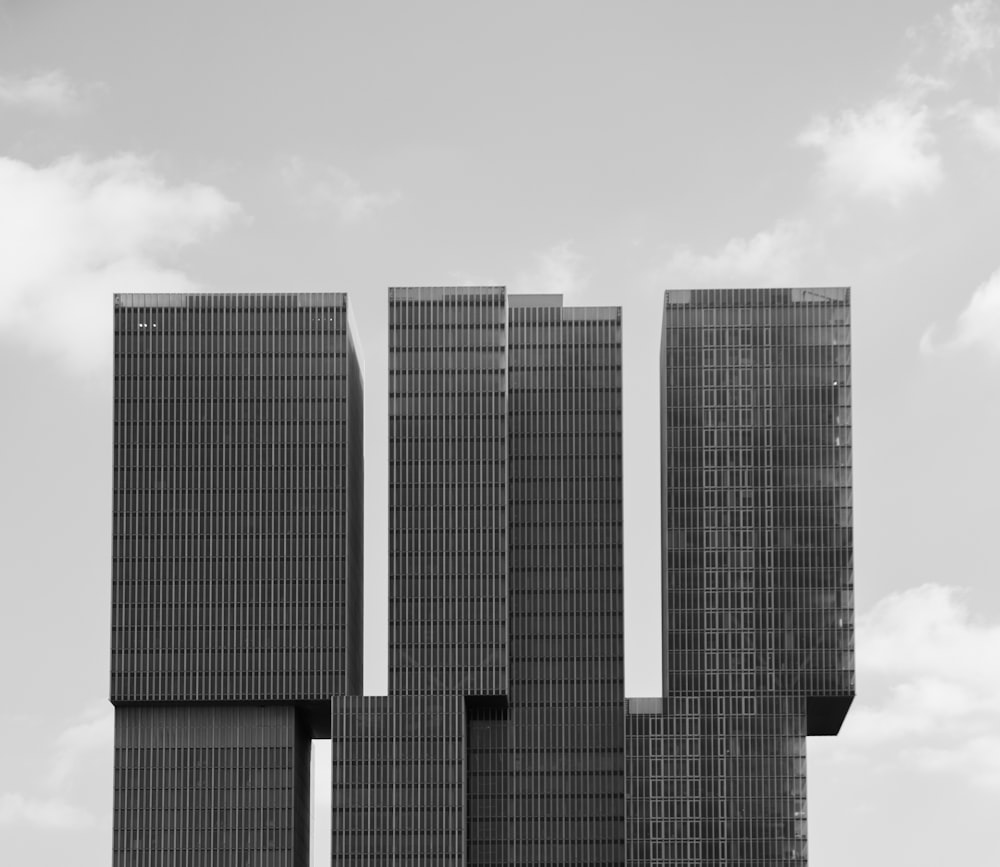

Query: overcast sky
<box><xmin>2</xmin><ymin>1</ymin><xmax>999</xmax><ymax>864</ymax></box>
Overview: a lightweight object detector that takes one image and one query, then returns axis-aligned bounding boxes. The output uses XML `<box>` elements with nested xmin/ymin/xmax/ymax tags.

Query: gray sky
<box><xmin>1</xmin><ymin>1</ymin><xmax>999</xmax><ymax>864</ymax></box>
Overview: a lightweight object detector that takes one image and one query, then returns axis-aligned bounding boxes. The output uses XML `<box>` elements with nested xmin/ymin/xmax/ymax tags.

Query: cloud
<box><xmin>0</xmin><ymin>705</ymin><xmax>113</xmax><ymax>832</ymax></box>
<box><xmin>0</xmin><ymin>69</ymin><xmax>85</xmax><ymax>113</ymax></box>
<box><xmin>895</xmin><ymin>65</ymin><xmax>951</xmax><ymax>99</ymax></box>
<box><xmin>46</xmin><ymin>705</ymin><xmax>113</xmax><ymax>791</ymax></box>
<box><xmin>652</xmin><ymin>219</ymin><xmax>809</xmax><ymax>287</ymax></box>
<box><xmin>861</xmin><ymin>585</ymin><xmax>1000</xmax><ymax>684</ymax></box>
<box><xmin>0</xmin><ymin>153</ymin><xmax>239</xmax><ymax>373</ymax></box>
<box><xmin>938</xmin><ymin>0</ymin><xmax>1000</xmax><ymax>68</ymax></box>
<box><xmin>445</xmin><ymin>269</ymin><xmax>504</xmax><ymax>289</ymax></box>
<box><xmin>511</xmin><ymin>241</ymin><xmax>586</xmax><ymax>296</ymax></box>
<box><xmin>818</xmin><ymin>4</ymin><xmax>1000</xmax><ymax>200</ymax></box>
<box><xmin>0</xmin><ymin>793</ymin><xmax>94</xmax><ymax>830</ymax></box>
<box><xmin>840</xmin><ymin>584</ymin><xmax>1000</xmax><ymax>789</ymax></box>
<box><xmin>956</xmin><ymin>100</ymin><xmax>1000</xmax><ymax>148</ymax></box>
<box><xmin>279</xmin><ymin>156</ymin><xmax>399</xmax><ymax>223</ymax></box>
<box><xmin>798</xmin><ymin>98</ymin><xmax>943</xmax><ymax>205</ymax></box>
<box><xmin>921</xmin><ymin>265</ymin><xmax>1000</xmax><ymax>358</ymax></box>
<box><xmin>897</xmin><ymin>3</ymin><xmax>1000</xmax><ymax>150</ymax></box>
<box><xmin>904</xmin><ymin>735</ymin><xmax>1000</xmax><ymax>790</ymax></box>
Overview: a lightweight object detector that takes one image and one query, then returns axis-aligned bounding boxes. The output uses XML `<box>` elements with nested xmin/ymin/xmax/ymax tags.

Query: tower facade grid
<box><xmin>626</xmin><ymin>286</ymin><xmax>854</xmax><ymax>865</ymax></box>
<box><xmin>111</xmin><ymin>292</ymin><xmax>364</xmax><ymax>867</ymax></box>
<box><xmin>501</xmin><ymin>297</ymin><xmax>624</xmax><ymax>864</ymax></box>
<box><xmin>334</xmin><ymin>288</ymin><xmax>625</xmax><ymax>865</ymax></box>
<box><xmin>109</xmin><ymin>285</ymin><xmax>854</xmax><ymax>866</ymax></box>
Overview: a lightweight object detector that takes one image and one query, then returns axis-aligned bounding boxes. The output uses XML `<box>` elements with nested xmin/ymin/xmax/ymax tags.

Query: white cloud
<box><xmin>957</xmin><ymin>100</ymin><xmax>1000</xmax><ymax>148</ymax></box>
<box><xmin>1</xmin><ymin>706</ymin><xmax>114</xmax><ymax>832</ymax></box>
<box><xmin>921</xmin><ymin>265</ymin><xmax>1000</xmax><ymax>359</ymax></box>
<box><xmin>0</xmin><ymin>70</ymin><xmax>84</xmax><ymax>113</ymax></box>
<box><xmin>446</xmin><ymin>270</ymin><xmax>504</xmax><ymax>288</ymax></box>
<box><xmin>840</xmin><ymin>584</ymin><xmax>1000</xmax><ymax>789</ymax></box>
<box><xmin>46</xmin><ymin>705</ymin><xmax>113</xmax><ymax>791</ymax></box>
<box><xmin>896</xmin><ymin>65</ymin><xmax>951</xmax><ymax>99</ymax></box>
<box><xmin>938</xmin><ymin>0</ymin><xmax>1000</xmax><ymax>68</ymax></box>
<box><xmin>279</xmin><ymin>156</ymin><xmax>399</xmax><ymax>223</ymax></box>
<box><xmin>511</xmin><ymin>241</ymin><xmax>586</xmax><ymax>297</ymax></box>
<box><xmin>0</xmin><ymin>153</ymin><xmax>239</xmax><ymax>373</ymax></box>
<box><xmin>862</xmin><ymin>585</ymin><xmax>1000</xmax><ymax>677</ymax></box>
<box><xmin>905</xmin><ymin>735</ymin><xmax>1000</xmax><ymax>789</ymax></box>
<box><xmin>653</xmin><ymin>219</ymin><xmax>809</xmax><ymax>287</ymax></box>
<box><xmin>0</xmin><ymin>793</ymin><xmax>94</xmax><ymax>830</ymax></box>
<box><xmin>798</xmin><ymin>99</ymin><xmax>943</xmax><ymax>205</ymax></box>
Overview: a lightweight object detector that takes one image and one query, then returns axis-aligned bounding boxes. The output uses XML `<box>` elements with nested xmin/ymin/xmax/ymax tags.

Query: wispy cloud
<box><xmin>511</xmin><ymin>241</ymin><xmax>586</xmax><ymax>297</ymax></box>
<box><xmin>841</xmin><ymin>584</ymin><xmax>1000</xmax><ymax>790</ymax></box>
<box><xmin>46</xmin><ymin>706</ymin><xmax>113</xmax><ymax>791</ymax></box>
<box><xmin>938</xmin><ymin>0</ymin><xmax>1000</xmax><ymax>69</ymax></box>
<box><xmin>446</xmin><ymin>270</ymin><xmax>504</xmax><ymax>288</ymax></box>
<box><xmin>279</xmin><ymin>156</ymin><xmax>400</xmax><ymax>224</ymax></box>
<box><xmin>798</xmin><ymin>99</ymin><xmax>943</xmax><ymax>205</ymax></box>
<box><xmin>798</xmin><ymin>3</ymin><xmax>1000</xmax><ymax>206</ymax></box>
<box><xmin>954</xmin><ymin>99</ymin><xmax>1000</xmax><ymax>148</ymax></box>
<box><xmin>895</xmin><ymin>65</ymin><xmax>951</xmax><ymax>100</ymax></box>
<box><xmin>933</xmin><ymin>0</ymin><xmax>1000</xmax><ymax>151</ymax></box>
<box><xmin>904</xmin><ymin>735</ymin><xmax>1000</xmax><ymax>790</ymax></box>
<box><xmin>1</xmin><ymin>705</ymin><xmax>114</xmax><ymax>831</ymax></box>
<box><xmin>651</xmin><ymin>219</ymin><xmax>809</xmax><ymax>287</ymax></box>
<box><xmin>0</xmin><ymin>793</ymin><xmax>95</xmax><ymax>830</ymax></box>
<box><xmin>921</xmin><ymin>265</ymin><xmax>1000</xmax><ymax>359</ymax></box>
<box><xmin>0</xmin><ymin>153</ymin><xmax>239</xmax><ymax>373</ymax></box>
<box><xmin>0</xmin><ymin>69</ymin><xmax>86</xmax><ymax>113</ymax></box>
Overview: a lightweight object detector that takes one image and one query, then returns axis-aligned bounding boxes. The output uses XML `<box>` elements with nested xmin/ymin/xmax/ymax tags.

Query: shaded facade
<box><xmin>387</xmin><ymin>287</ymin><xmax>508</xmax><ymax>698</ymax></box>
<box><xmin>625</xmin><ymin>696</ymin><xmax>808</xmax><ymax>865</ymax></box>
<box><xmin>109</xmin><ymin>285</ymin><xmax>855</xmax><ymax>864</ymax></box>
<box><xmin>626</xmin><ymin>286</ymin><xmax>854</xmax><ymax>865</ymax></box>
<box><xmin>501</xmin><ymin>297</ymin><xmax>624</xmax><ymax>864</ymax></box>
<box><xmin>111</xmin><ymin>292</ymin><xmax>364</xmax><ymax>866</ymax></box>
<box><xmin>338</xmin><ymin>288</ymin><xmax>625</xmax><ymax>865</ymax></box>
<box><xmin>113</xmin><ymin>705</ymin><xmax>311</xmax><ymax>866</ymax></box>
<box><xmin>331</xmin><ymin>694</ymin><xmax>466</xmax><ymax>863</ymax></box>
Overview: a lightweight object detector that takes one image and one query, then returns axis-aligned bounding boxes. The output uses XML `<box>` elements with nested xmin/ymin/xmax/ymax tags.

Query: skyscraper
<box><xmin>625</xmin><ymin>286</ymin><xmax>854</xmax><ymax>864</ymax></box>
<box><xmin>332</xmin><ymin>288</ymin><xmax>625</xmax><ymax>864</ymax></box>
<box><xmin>110</xmin><ymin>284</ymin><xmax>854</xmax><ymax>865</ymax></box>
<box><xmin>110</xmin><ymin>292</ymin><xmax>364</xmax><ymax>866</ymax></box>
<box><xmin>503</xmin><ymin>295</ymin><xmax>624</xmax><ymax>864</ymax></box>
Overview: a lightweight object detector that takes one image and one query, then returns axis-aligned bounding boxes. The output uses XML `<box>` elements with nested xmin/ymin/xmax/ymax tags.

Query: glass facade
<box><xmin>113</xmin><ymin>705</ymin><xmax>311</xmax><ymax>867</ymax></box>
<box><xmin>108</xmin><ymin>285</ymin><xmax>854</xmax><ymax>863</ymax></box>
<box><xmin>111</xmin><ymin>292</ymin><xmax>364</xmax><ymax>705</ymax></box>
<box><xmin>110</xmin><ymin>292</ymin><xmax>364</xmax><ymax>866</ymax></box>
<box><xmin>340</xmin><ymin>289</ymin><xmax>625</xmax><ymax>865</ymax></box>
<box><xmin>388</xmin><ymin>287</ymin><xmax>508</xmax><ymax>697</ymax></box>
<box><xmin>633</xmin><ymin>286</ymin><xmax>855</xmax><ymax>865</ymax></box>
<box><xmin>330</xmin><ymin>695</ymin><xmax>466</xmax><ymax>864</ymax></box>
<box><xmin>626</xmin><ymin>696</ymin><xmax>808</xmax><ymax>865</ymax></box>
<box><xmin>499</xmin><ymin>298</ymin><xmax>625</xmax><ymax>864</ymax></box>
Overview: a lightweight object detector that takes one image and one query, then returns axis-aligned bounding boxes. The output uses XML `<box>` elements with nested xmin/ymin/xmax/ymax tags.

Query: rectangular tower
<box><xmin>331</xmin><ymin>694</ymin><xmax>467</xmax><ymax>863</ymax></box>
<box><xmin>628</xmin><ymin>286</ymin><xmax>854</xmax><ymax>864</ymax></box>
<box><xmin>499</xmin><ymin>295</ymin><xmax>625</xmax><ymax>864</ymax></box>
<box><xmin>113</xmin><ymin>705</ymin><xmax>312</xmax><ymax>862</ymax></box>
<box><xmin>111</xmin><ymin>292</ymin><xmax>363</xmax><ymax>866</ymax></box>
<box><xmin>387</xmin><ymin>286</ymin><xmax>508</xmax><ymax>698</ymax></box>
<box><xmin>335</xmin><ymin>288</ymin><xmax>625</xmax><ymax>865</ymax></box>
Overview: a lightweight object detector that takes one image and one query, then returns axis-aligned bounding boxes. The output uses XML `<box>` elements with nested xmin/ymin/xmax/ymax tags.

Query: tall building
<box><xmin>332</xmin><ymin>288</ymin><xmax>625</xmax><ymax>865</ymax></box>
<box><xmin>110</xmin><ymin>285</ymin><xmax>854</xmax><ymax>865</ymax></box>
<box><xmin>625</xmin><ymin>286</ymin><xmax>854</xmax><ymax>865</ymax></box>
<box><xmin>110</xmin><ymin>292</ymin><xmax>364</xmax><ymax>866</ymax></box>
<box><xmin>503</xmin><ymin>295</ymin><xmax>624</xmax><ymax>864</ymax></box>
